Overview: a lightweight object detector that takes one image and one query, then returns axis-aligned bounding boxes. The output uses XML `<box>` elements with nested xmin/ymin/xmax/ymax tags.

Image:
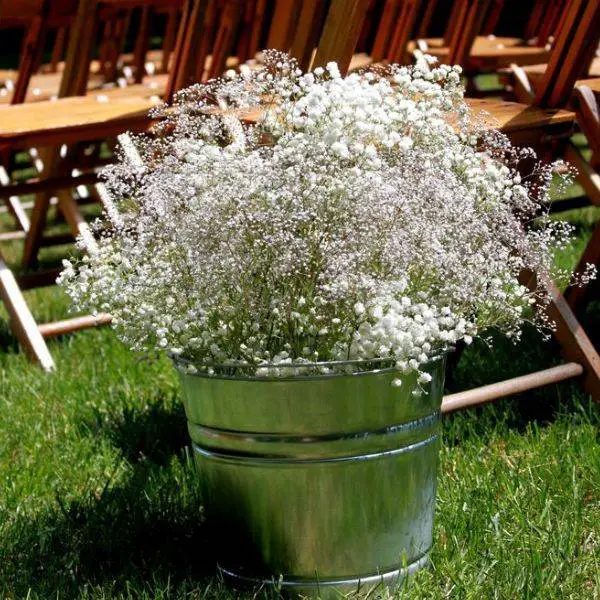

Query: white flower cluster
<box><xmin>59</xmin><ymin>52</ymin><xmax>593</xmax><ymax>380</ymax></box>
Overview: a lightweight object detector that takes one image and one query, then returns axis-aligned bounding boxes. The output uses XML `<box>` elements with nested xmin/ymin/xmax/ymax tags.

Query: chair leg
<box><xmin>564</xmin><ymin>142</ymin><xmax>600</xmax><ymax>207</ymax></box>
<box><xmin>565</xmin><ymin>222</ymin><xmax>600</xmax><ymax>317</ymax></box>
<box><xmin>23</xmin><ymin>148</ymin><xmax>97</xmax><ymax>268</ymax></box>
<box><xmin>543</xmin><ymin>277</ymin><xmax>600</xmax><ymax>401</ymax></box>
<box><xmin>0</xmin><ymin>165</ymin><xmax>30</xmax><ymax>233</ymax></box>
<box><xmin>0</xmin><ymin>254</ymin><xmax>55</xmax><ymax>371</ymax></box>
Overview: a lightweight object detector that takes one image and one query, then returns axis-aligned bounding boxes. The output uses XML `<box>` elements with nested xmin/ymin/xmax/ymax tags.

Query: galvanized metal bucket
<box><xmin>178</xmin><ymin>358</ymin><xmax>446</xmax><ymax>597</ymax></box>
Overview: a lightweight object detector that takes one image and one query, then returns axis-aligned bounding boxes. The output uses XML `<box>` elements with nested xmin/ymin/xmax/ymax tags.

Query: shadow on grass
<box><xmin>99</xmin><ymin>400</ymin><xmax>189</xmax><ymax>466</ymax></box>
<box><xmin>0</xmin><ymin>319</ymin><xmax>21</xmax><ymax>355</ymax></box>
<box><xmin>0</xmin><ymin>461</ymin><xmax>220</xmax><ymax>597</ymax></box>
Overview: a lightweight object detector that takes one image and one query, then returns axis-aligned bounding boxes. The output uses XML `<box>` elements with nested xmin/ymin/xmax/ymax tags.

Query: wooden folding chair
<box><xmin>0</xmin><ymin>0</ymin><xmax>81</xmax><ymax>105</ymax></box>
<box><xmin>0</xmin><ymin>0</ymin><xmax>183</xmax><ymax>105</ymax></box>
<box><xmin>239</xmin><ymin>0</ymin><xmax>600</xmax><ymax>405</ymax></box>
<box><xmin>561</xmin><ymin>79</ymin><xmax>600</xmax><ymax>326</ymax></box>
<box><xmin>408</xmin><ymin>0</ymin><xmax>554</xmax><ymax>74</ymax></box>
<box><xmin>0</xmin><ymin>0</ymin><xmax>176</xmax><ymax>369</ymax></box>
<box><xmin>414</xmin><ymin>0</ymin><xmax>600</xmax><ymax>403</ymax></box>
<box><xmin>0</xmin><ymin>0</ymin><xmax>265</xmax><ymax>368</ymax></box>
<box><xmin>504</xmin><ymin>0</ymin><xmax>600</xmax><ymax>217</ymax></box>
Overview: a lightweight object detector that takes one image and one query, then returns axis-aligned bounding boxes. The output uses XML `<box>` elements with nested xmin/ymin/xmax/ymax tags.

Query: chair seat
<box><xmin>419</xmin><ymin>36</ymin><xmax>530</xmax><ymax>50</ymax></box>
<box><xmin>0</xmin><ymin>72</ymin><xmax>106</xmax><ymax>104</ymax></box>
<box><xmin>0</xmin><ymin>95</ymin><xmax>161</xmax><ymax>150</ymax></box>
<box><xmin>576</xmin><ymin>77</ymin><xmax>600</xmax><ymax>96</ymax></box>
<box><xmin>409</xmin><ymin>38</ymin><xmax>551</xmax><ymax>69</ymax></box>
<box><xmin>466</xmin><ymin>98</ymin><xmax>574</xmax><ymax>145</ymax></box>
<box><xmin>237</xmin><ymin>97</ymin><xmax>573</xmax><ymax>147</ymax></box>
<box><xmin>521</xmin><ymin>57</ymin><xmax>600</xmax><ymax>87</ymax></box>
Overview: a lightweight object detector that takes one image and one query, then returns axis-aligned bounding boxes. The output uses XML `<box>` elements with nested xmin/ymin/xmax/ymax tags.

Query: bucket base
<box><xmin>221</xmin><ymin>553</ymin><xmax>429</xmax><ymax>598</ymax></box>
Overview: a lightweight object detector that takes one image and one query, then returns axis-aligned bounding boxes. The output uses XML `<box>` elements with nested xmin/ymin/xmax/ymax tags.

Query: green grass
<box><xmin>0</xmin><ymin>156</ymin><xmax>599</xmax><ymax>598</ymax></box>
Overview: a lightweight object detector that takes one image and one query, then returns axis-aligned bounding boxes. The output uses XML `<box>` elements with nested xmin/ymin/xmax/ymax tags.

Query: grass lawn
<box><xmin>0</xmin><ymin>147</ymin><xmax>599</xmax><ymax>598</ymax></box>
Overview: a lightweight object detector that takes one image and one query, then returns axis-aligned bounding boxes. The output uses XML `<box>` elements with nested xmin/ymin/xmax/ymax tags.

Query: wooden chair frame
<box><xmin>0</xmin><ymin>0</ymin><xmax>598</xmax><ymax>398</ymax></box>
<box><xmin>410</xmin><ymin>0</ymin><xmax>554</xmax><ymax>77</ymax></box>
<box><xmin>307</xmin><ymin>0</ymin><xmax>600</xmax><ymax>406</ymax></box>
<box><xmin>0</xmin><ymin>0</ymin><xmax>173</xmax><ymax>368</ymax></box>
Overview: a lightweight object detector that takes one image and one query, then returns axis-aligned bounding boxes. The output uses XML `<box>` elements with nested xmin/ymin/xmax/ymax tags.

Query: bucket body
<box><xmin>179</xmin><ymin>358</ymin><xmax>445</xmax><ymax>595</ymax></box>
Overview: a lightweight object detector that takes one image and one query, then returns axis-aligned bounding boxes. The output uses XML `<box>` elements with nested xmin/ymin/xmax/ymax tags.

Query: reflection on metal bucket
<box><xmin>179</xmin><ymin>357</ymin><xmax>446</xmax><ymax>597</ymax></box>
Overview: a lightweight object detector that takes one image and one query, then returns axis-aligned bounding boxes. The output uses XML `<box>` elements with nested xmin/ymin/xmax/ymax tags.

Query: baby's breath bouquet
<box><xmin>60</xmin><ymin>52</ymin><xmax>591</xmax><ymax>380</ymax></box>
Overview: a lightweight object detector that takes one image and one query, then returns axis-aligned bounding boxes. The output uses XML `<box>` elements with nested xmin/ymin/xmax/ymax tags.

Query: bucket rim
<box><xmin>173</xmin><ymin>353</ymin><xmax>447</xmax><ymax>382</ymax></box>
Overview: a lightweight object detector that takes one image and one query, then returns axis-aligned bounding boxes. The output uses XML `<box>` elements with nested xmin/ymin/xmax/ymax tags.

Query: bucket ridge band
<box><xmin>193</xmin><ymin>432</ymin><xmax>438</xmax><ymax>464</ymax></box>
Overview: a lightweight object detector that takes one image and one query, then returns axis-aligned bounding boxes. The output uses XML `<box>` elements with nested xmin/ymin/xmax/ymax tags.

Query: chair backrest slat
<box><xmin>266</xmin><ymin>0</ymin><xmax>301</xmax><ymax>51</ymax></box>
<box><xmin>164</xmin><ymin>0</ymin><xmax>209</xmax><ymax>101</ymax></box>
<box><xmin>387</xmin><ymin>0</ymin><xmax>422</xmax><ymax>64</ymax></box>
<box><xmin>370</xmin><ymin>0</ymin><xmax>402</xmax><ymax>62</ymax></box>
<box><xmin>481</xmin><ymin>0</ymin><xmax>504</xmax><ymax>36</ymax></box>
<box><xmin>417</xmin><ymin>0</ymin><xmax>439</xmax><ymax>38</ymax></box>
<box><xmin>206</xmin><ymin>0</ymin><xmax>243</xmax><ymax>80</ymax></box>
<box><xmin>447</xmin><ymin>0</ymin><xmax>491</xmax><ymax>67</ymax></box>
<box><xmin>234</xmin><ymin>0</ymin><xmax>257</xmax><ymax>62</ymax></box>
<box><xmin>10</xmin><ymin>8</ymin><xmax>49</xmax><ymax>104</ymax></box>
<box><xmin>312</xmin><ymin>0</ymin><xmax>372</xmax><ymax>75</ymax></box>
<box><xmin>524</xmin><ymin>0</ymin><xmax>545</xmax><ymax>40</ymax></box>
<box><xmin>246</xmin><ymin>0</ymin><xmax>268</xmax><ymax>59</ymax></box>
<box><xmin>289</xmin><ymin>0</ymin><xmax>328</xmax><ymax>71</ymax></box>
<box><xmin>58</xmin><ymin>0</ymin><xmax>99</xmax><ymax>97</ymax></box>
<box><xmin>535</xmin><ymin>0</ymin><xmax>600</xmax><ymax>108</ymax></box>
<box><xmin>443</xmin><ymin>0</ymin><xmax>465</xmax><ymax>46</ymax></box>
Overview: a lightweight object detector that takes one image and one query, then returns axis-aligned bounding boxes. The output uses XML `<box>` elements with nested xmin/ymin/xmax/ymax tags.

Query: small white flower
<box><xmin>354</xmin><ymin>302</ymin><xmax>366</xmax><ymax>316</ymax></box>
<box><xmin>418</xmin><ymin>372</ymin><xmax>432</xmax><ymax>384</ymax></box>
<box><xmin>59</xmin><ymin>54</ymin><xmax>580</xmax><ymax>379</ymax></box>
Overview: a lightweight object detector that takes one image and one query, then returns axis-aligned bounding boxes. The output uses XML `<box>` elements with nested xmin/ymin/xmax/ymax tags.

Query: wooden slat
<box><xmin>235</xmin><ymin>0</ymin><xmax>257</xmax><ymax>62</ymax></box>
<box><xmin>0</xmin><ymin>96</ymin><xmax>160</xmax><ymax>150</ymax></box>
<box><xmin>417</xmin><ymin>0</ymin><xmax>439</xmax><ymax>38</ymax></box>
<box><xmin>289</xmin><ymin>0</ymin><xmax>328</xmax><ymax>71</ymax></box>
<box><xmin>441</xmin><ymin>363</ymin><xmax>584</xmax><ymax>413</ymax></box>
<box><xmin>481</xmin><ymin>0</ymin><xmax>504</xmax><ymax>35</ymax></box>
<box><xmin>576</xmin><ymin>77</ymin><xmax>600</xmax><ymax>97</ymax></box>
<box><xmin>466</xmin><ymin>98</ymin><xmax>574</xmax><ymax>136</ymax></box>
<box><xmin>58</xmin><ymin>0</ymin><xmax>99</xmax><ymax>97</ymax></box>
<box><xmin>371</xmin><ymin>0</ymin><xmax>402</xmax><ymax>62</ymax></box>
<box><xmin>536</xmin><ymin>0</ymin><xmax>600</xmax><ymax>108</ymax></box>
<box><xmin>0</xmin><ymin>73</ymin><xmax>106</xmax><ymax>105</ymax></box>
<box><xmin>11</xmin><ymin>12</ymin><xmax>49</xmax><ymax>105</ymax></box>
<box><xmin>564</xmin><ymin>143</ymin><xmax>600</xmax><ymax>207</ymax></box>
<box><xmin>38</xmin><ymin>313</ymin><xmax>112</xmax><ymax>337</ymax></box>
<box><xmin>0</xmin><ymin>166</ymin><xmax>30</xmax><ymax>232</ymax></box>
<box><xmin>160</xmin><ymin>7</ymin><xmax>179</xmax><ymax>73</ymax></box>
<box><xmin>132</xmin><ymin>6</ymin><xmax>152</xmax><ymax>83</ymax></box>
<box><xmin>312</xmin><ymin>0</ymin><xmax>371</xmax><ymax>75</ymax></box>
<box><xmin>266</xmin><ymin>0</ymin><xmax>300</xmax><ymax>50</ymax></box>
<box><xmin>522</xmin><ymin>272</ymin><xmax>600</xmax><ymax>401</ymax></box>
<box><xmin>448</xmin><ymin>0</ymin><xmax>492</xmax><ymax>67</ymax></box>
<box><xmin>206</xmin><ymin>0</ymin><xmax>244</xmax><ymax>80</ymax></box>
<box><xmin>234</xmin><ymin>98</ymin><xmax>574</xmax><ymax>146</ymax></box>
<box><xmin>164</xmin><ymin>0</ymin><xmax>210</xmax><ymax>101</ymax></box>
<box><xmin>0</xmin><ymin>254</ymin><xmax>55</xmax><ymax>371</ymax></box>
<box><xmin>409</xmin><ymin>37</ymin><xmax>551</xmax><ymax>70</ymax></box>
<box><xmin>247</xmin><ymin>0</ymin><xmax>267</xmax><ymax>59</ymax></box>
<box><xmin>0</xmin><ymin>171</ymin><xmax>99</xmax><ymax>199</ymax></box>
<box><xmin>573</xmin><ymin>85</ymin><xmax>600</xmax><ymax>160</ymax></box>
<box><xmin>565</xmin><ymin>223</ymin><xmax>600</xmax><ymax>315</ymax></box>
<box><xmin>387</xmin><ymin>0</ymin><xmax>422</xmax><ymax>64</ymax></box>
